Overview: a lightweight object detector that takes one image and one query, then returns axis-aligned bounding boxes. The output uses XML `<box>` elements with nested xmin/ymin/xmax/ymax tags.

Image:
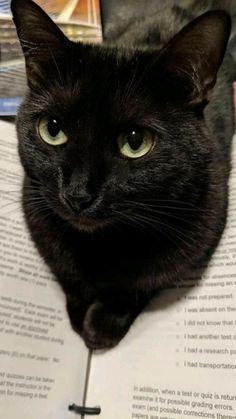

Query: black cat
<box><xmin>11</xmin><ymin>0</ymin><xmax>235</xmax><ymax>349</ymax></box>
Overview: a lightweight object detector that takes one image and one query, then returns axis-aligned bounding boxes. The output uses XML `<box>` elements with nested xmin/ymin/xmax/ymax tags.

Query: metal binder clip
<box><xmin>68</xmin><ymin>404</ymin><xmax>101</xmax><ymax>415</ymax></box>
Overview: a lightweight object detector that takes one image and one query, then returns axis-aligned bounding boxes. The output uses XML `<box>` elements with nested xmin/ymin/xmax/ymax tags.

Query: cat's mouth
<box><xmin>66</xmin><ymin>216</ymin><xmax>110</xmax><ymax>233</ymax></box>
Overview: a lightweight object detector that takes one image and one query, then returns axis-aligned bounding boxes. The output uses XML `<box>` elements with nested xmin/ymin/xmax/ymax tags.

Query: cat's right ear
<box><xmin>11</xmin><ymin>0</ymin><xmax>69</xmax><ymax>88</ymax></box>
<box><xmin>155</xmin><ymin>11</ymin><xmax>231</xmax><ymax>108</ymax></box>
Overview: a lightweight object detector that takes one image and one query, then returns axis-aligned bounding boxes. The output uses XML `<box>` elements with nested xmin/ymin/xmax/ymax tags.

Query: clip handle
<box><xmin>69</xmin><ymin>404</ymin><xmax>101</xmax><ymax>415</ymax></box>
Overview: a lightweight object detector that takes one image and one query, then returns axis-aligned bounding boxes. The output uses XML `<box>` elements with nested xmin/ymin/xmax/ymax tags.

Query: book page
<box><xmin>86</xmin><ymin>133</ymin><xmax>236</xmax><ymax>419</ymax></box>
<box><xmin>0</xmin><ymin>121</ymin><xmax>88</xmax><ymax>419</ymax></box>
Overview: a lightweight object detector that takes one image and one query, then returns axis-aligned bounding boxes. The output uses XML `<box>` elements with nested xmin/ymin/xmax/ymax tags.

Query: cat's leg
<box><xmin>80</xmin><ymin>291</ymin><xmax>148</xmax><ymax>349</ymax></box>
<box><xmin>66</xmin><ymin>285</ymin><xmax>96</xmax><ymax>335</ymax></box>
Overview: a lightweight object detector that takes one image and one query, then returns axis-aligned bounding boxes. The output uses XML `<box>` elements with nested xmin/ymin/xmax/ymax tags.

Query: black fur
<box><xmin>11</xmin><ymin>0</ymin><xmax>235</xmax><ymax>349</ymax></box>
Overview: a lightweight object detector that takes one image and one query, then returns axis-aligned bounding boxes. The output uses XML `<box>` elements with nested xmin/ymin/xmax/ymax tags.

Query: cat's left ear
<box><xmin>11</xmin><ymin>0</ymin><xmax>70</xmax><ymax>88</ymax></box>
<box><xmin>157</xmin><ymin>11</ymin><xmax>231</xmax><ymax>107</ymax></box>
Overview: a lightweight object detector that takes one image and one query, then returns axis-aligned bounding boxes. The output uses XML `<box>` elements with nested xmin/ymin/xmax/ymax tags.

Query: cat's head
<box><xmin>11</xmin><ymin>0</ymin><xmax>231</xmax><ymax>233</ymax></box>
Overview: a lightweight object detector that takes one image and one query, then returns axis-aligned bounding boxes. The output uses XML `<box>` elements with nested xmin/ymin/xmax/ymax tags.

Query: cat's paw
<box><xmin>66</xmin><ymin>295</ymin><xmax>91</xmax><ymax>334</ymax></box>
<box><xmin>81</xmin><ymin>301</ymin><xmax>134</xmax><ymax>350</ymax></box>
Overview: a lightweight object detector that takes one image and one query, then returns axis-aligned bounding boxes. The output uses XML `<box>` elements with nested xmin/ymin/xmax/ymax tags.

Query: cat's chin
<box><xmin>66</xmin><ymin>216</ymin><xmax>110</xmax><ymax>233</ymax></box>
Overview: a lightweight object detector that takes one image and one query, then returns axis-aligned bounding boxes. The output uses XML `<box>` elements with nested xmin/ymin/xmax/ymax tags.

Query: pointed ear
<box><xmin>157</xmin><ymin>11</ymin><xmax>231</xmax><ymax>107</ymax></box>
<box><xmin>11</xmin><ymin>0</ymin><xmax>69</xmax><ymax>88</ymax></box>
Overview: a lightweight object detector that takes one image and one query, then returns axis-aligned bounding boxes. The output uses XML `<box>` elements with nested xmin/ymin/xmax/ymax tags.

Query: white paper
<box><xmin>0</xmin><ymin>121</ymin><xmax>88</xmax><ymax>419</ymax></box>
<box><xmin>87</xmin><ymin>134</ymin><xmax>236</xmax><ymax>419</ymax></box>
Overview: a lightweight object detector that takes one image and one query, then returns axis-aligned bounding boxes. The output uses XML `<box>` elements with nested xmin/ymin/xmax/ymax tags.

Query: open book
<box><xmin>1</xmin><ymin>119</ymin><xmax>236</xmax><ymax>418</ymax></box>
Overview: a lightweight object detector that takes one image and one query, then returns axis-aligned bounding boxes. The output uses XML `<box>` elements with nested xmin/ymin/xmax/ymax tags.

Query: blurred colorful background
<box><xmin>0</xmin><ymin>0</ymin><xmax>102</xmax><ymax>115</ymax></box>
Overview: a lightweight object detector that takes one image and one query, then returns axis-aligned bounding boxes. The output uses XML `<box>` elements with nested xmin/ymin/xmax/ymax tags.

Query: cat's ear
<box><xmin>157</xmin><ymin>11</ymin><xmax>231</xmax><ymax>107</ymax></box>
<box><xmin>11</xmin><ymin>0</ymin><xmax>69</xmax><ymax>88</ymax></box>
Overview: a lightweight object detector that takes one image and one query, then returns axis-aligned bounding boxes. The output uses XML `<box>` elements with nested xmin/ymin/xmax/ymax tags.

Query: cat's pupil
<box><xmin>126</xmin><ymin>130</ymin><xmax>143</xmax><ymax>150</ymax></box>
<box><xmin>48</xmin><ymin>119</ymin><xmax>61</xmax><ymax>137</ymax></box>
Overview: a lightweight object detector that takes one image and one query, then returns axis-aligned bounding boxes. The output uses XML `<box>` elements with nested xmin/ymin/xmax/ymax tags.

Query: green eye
<box><xmin>37</xmin><ymin>116</ymin><xmax>68</xmax><ymax>146</ymax></box>
<box><xmin>118</xmin><ymin>129</ymin><xmax>154</xmax><ymax>159</ymax></box>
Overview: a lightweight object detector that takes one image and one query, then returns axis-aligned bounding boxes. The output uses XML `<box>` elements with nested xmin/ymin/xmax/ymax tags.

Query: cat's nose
<box><xmin>62</xmin><ymin>191</ymin><xmax>94</xmax><ymax>213</ymax></box>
